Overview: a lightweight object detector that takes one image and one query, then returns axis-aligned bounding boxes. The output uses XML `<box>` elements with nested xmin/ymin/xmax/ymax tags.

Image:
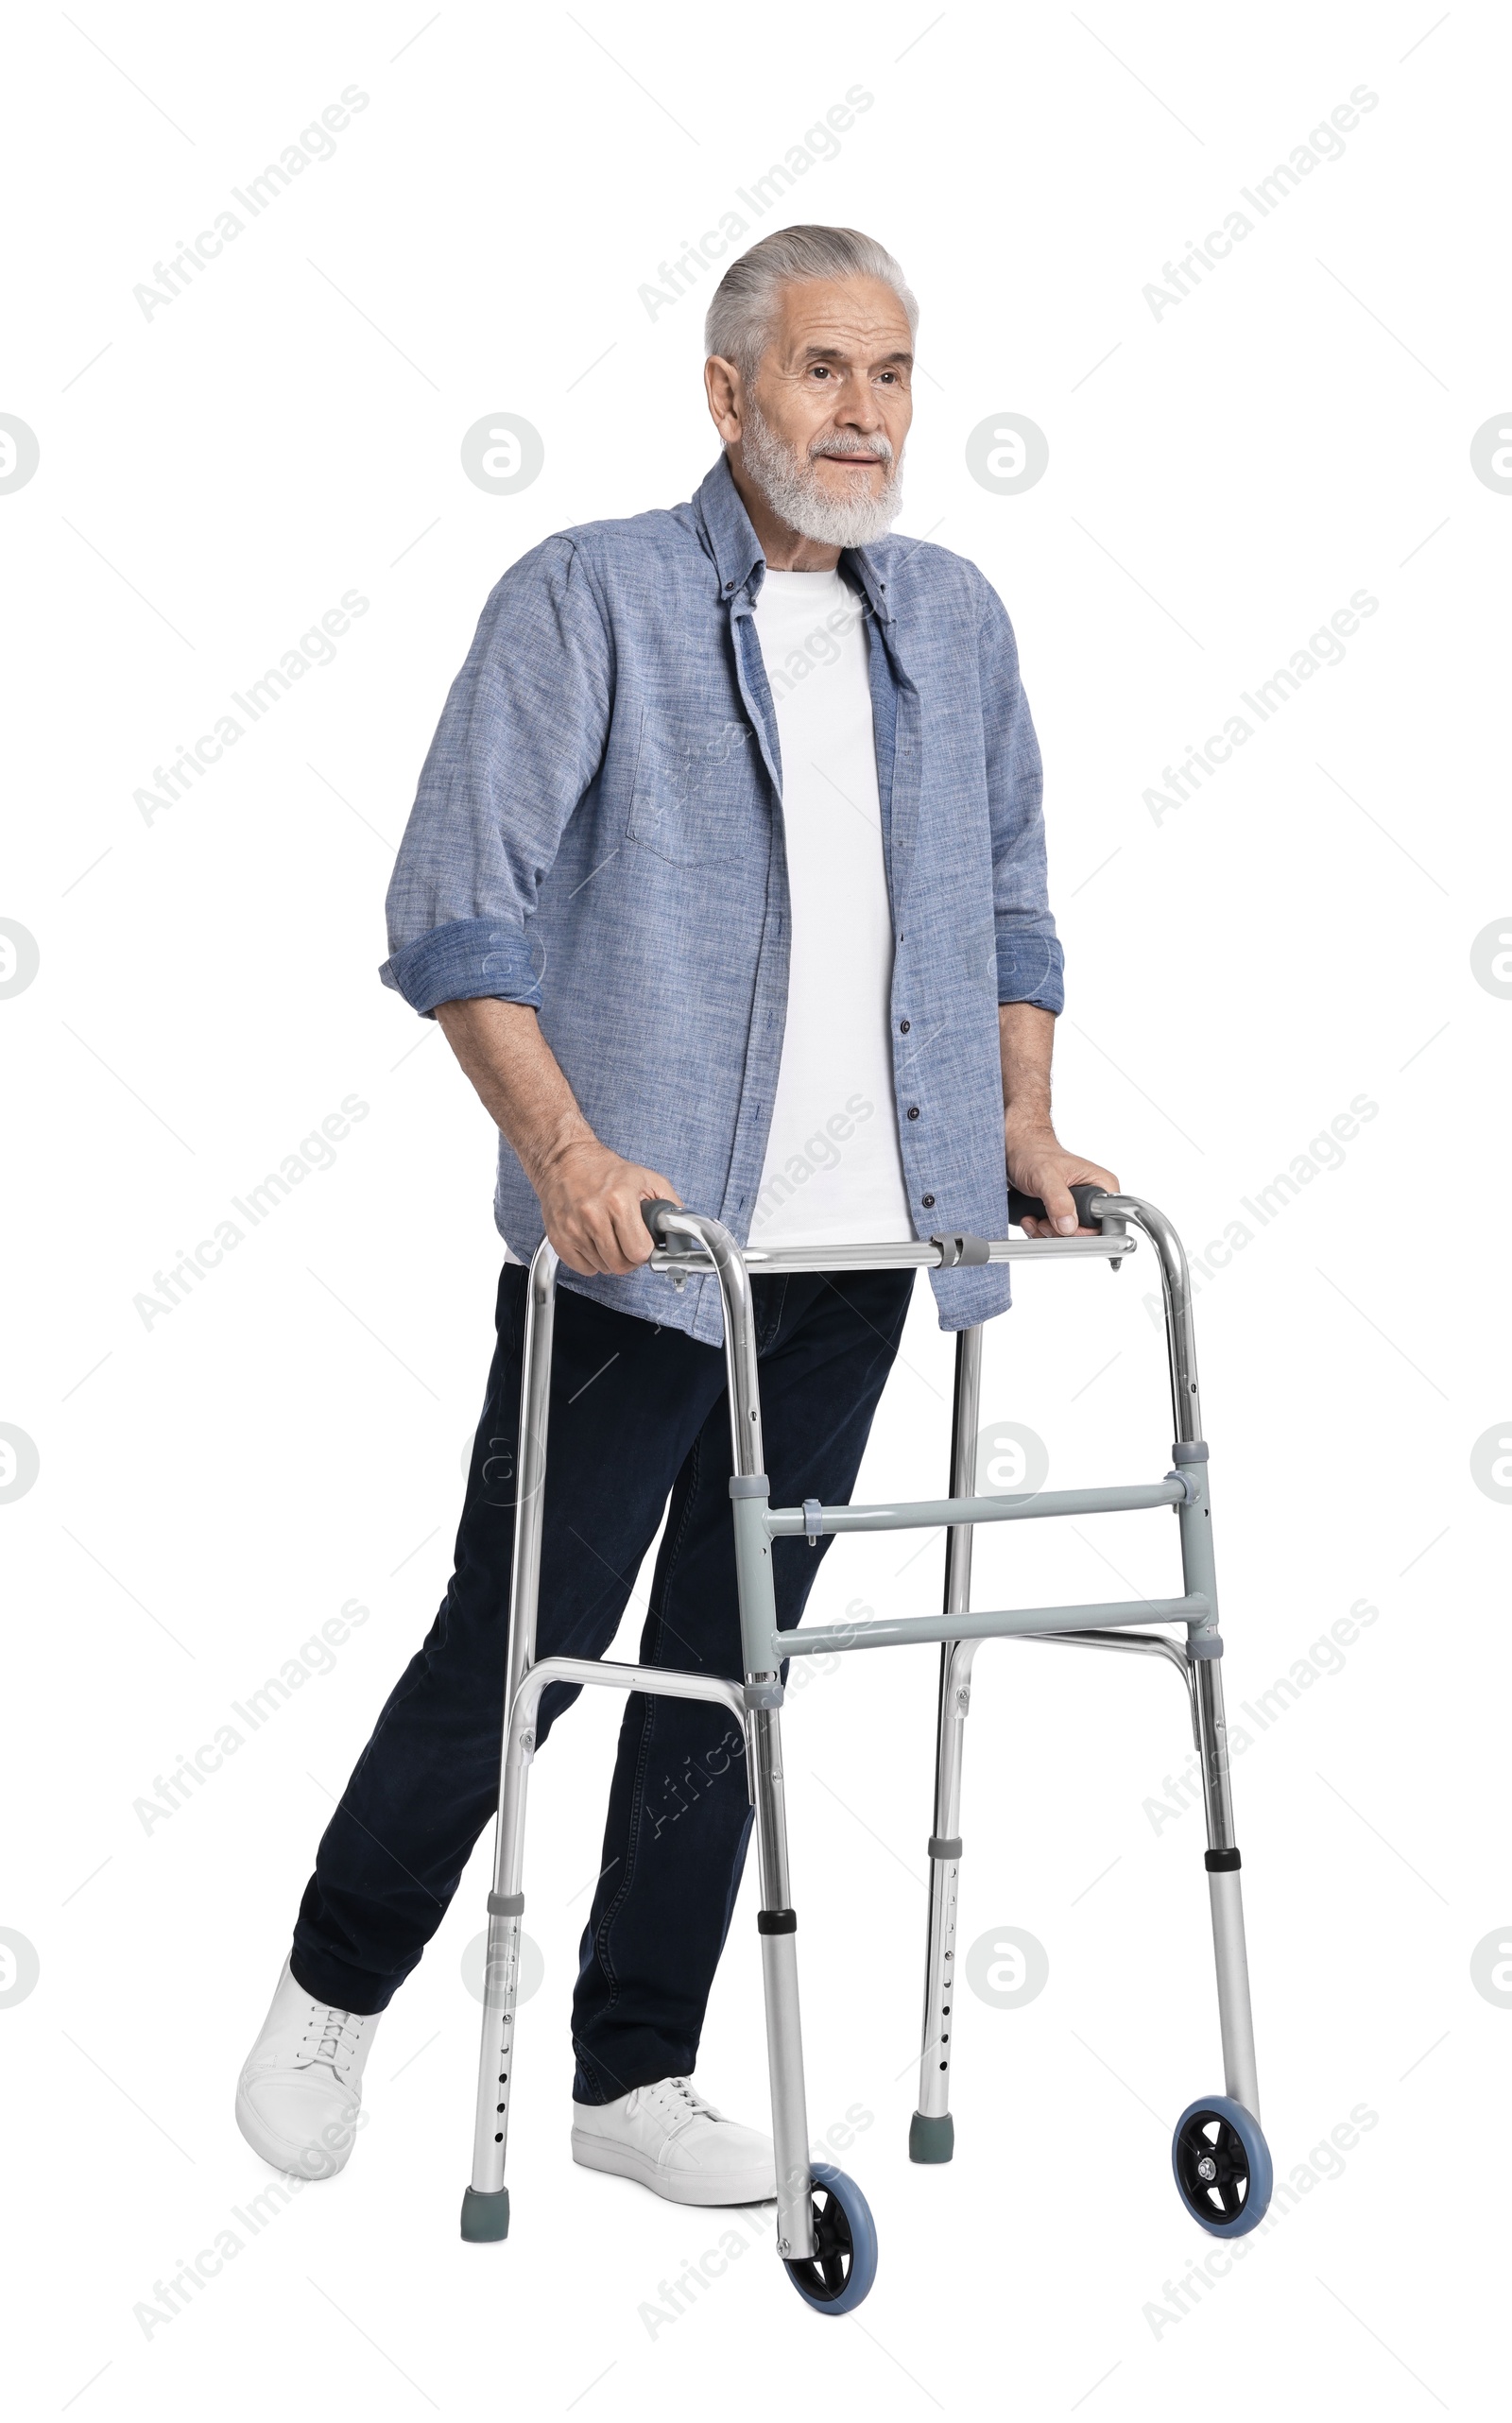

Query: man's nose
<box><xmin>832</xmin><ymin>378</ymin><xmax>885</xmax><ymax>428</ymax></box>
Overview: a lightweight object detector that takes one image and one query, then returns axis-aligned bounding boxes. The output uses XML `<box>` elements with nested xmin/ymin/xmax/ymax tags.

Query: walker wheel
<box><xmin>782</xmin><ymin>2162</ymin><xmax>877</xmax><ymax>2314</ymax></box>
<box><xmin>1171</xmin><ymin>2094</ymin><xmax>1272</xmax><ymax>2237</ymax></box>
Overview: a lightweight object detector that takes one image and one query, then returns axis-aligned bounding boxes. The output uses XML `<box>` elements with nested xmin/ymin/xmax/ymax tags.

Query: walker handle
<box><xmin>1008</xmin><ymin>1182</ymin><xmax>1107</xmax><ymax>1230</ymax></box>
<box><xmin>641</xmin><ymin>1198</ymin><xmax>682</xmax><ymax>1241</ymax></box>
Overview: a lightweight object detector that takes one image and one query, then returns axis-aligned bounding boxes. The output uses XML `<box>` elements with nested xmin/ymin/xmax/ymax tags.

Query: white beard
<box><xmin>740</xmin><ymin>404</ymin><xmax>904</xmax><ymax>549</ymax></box>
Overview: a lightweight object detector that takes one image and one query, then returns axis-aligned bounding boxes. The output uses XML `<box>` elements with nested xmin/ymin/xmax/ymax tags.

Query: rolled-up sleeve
<box><xmin>381</xmin><ymin>538</ymin><xmax>612</xmax><ymax>1016</ymax></box>
<box><xmin>977</xmin><ymin>580</ymin><xmax>1065</xmax><ymax>1015</ymax></box>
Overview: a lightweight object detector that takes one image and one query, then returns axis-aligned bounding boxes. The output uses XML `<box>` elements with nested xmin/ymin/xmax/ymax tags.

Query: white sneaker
<box><xmin>234</xmin><ymin>1958</ymin><xmax>379</xmax><ymax>2179</ymax></box>
<box><xmin>571</xmin><ymin>2075</ymin><xmax>776</xmax><ymax>2206</ymax></box>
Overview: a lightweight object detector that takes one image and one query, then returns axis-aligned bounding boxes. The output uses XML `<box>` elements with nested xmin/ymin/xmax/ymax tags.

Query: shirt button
<box><xmin>921</xmin><ymin>1193</ymin><xmax>936</xmax><ymax>1209</ymax></box>
<box><xmin>899</xmin><ymin>1019</ymin><xmax>910</xmax><ymax>1033</ymax></box>
<box><xmin>907</xmin><ymin>1106</ymin><xmax>920</xmax><ymax>1120</ymax></box>
<box><xmin>724</xmin><ymin>580</ymin><xmax>735</xmax><ymax>593</ymax></box>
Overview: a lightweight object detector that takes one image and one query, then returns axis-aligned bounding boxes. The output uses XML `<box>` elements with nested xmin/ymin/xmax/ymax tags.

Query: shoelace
<box><xmin>638</xmin><ymin>2075</ymin><xmax>723</xmax><ymax>2134</ymax></box>
<box><xmin>301</xmin><ymin>2002</ymin><xmax>366</xmax><ymax>2075</ymax></box>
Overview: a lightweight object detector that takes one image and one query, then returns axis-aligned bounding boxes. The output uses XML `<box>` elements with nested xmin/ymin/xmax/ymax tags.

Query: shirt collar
<box><xmin>693</xmin><ymin>453</ymin><xmax>893</xmax><ymax>625</ymax></box>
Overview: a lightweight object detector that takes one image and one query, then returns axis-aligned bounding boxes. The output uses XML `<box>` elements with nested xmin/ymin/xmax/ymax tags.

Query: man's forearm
<box><xmin>997</xmin><ymin>1000</ymin><xmax>1119</xmax><ymax>1235</ymax></box>
<box><xmin>998</xmin><ymin>1000</ymin><xmax>1057</xmax><ymax>1141</ymax></box>
<box><xmin>435</xmin><ymin>998</ymin><xmax>593</xmax><ymax>1193</ymax></box>
<box><xmin>434</xmin><ymin>998</ymin><xmax>679</xmax><ymax>1276</ymax></box>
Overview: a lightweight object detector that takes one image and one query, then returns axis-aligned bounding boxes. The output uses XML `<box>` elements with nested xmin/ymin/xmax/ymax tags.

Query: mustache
<box><xmin>809</xmin><ymin>431</ymin><xmax>895</xmax><ymax>464</ymax></box>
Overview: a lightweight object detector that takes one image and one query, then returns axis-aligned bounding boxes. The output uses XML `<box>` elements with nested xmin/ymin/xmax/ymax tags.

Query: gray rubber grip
<box><xmin>641</xmin><ymin>1198</ymin><xmax>681</xmax><ymax>1239</ymax></box>
<box><xmin>1008</xmin><ymin>1182</ymin><xmax>1105</xmax><ymax>1229</ymax></box>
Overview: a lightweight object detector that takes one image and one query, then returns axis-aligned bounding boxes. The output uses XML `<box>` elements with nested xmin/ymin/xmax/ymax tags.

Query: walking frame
<box><xmin>459</xmin><ymin>1187</ymin><xmax>1273</xmax><ymax>2311</ymax></box>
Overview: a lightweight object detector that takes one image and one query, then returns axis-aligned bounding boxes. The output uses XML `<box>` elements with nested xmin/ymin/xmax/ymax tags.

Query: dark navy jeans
<box><xmin>291</xmin><ymin>1261</ymin><xmax>913</xmax><ymax>2104</ymax></box>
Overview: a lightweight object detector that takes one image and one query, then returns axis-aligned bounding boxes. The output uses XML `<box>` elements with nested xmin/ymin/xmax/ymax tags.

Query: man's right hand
<box><xmin>536</xmin><ymin>1137</ymin><xmax>682</xmax><ymax>1277</ymax></box>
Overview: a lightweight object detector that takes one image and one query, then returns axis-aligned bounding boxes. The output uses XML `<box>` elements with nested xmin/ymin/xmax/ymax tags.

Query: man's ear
<box><xmin>704</xmin><ymin>354</ymin><xmax>743</xmax><ymax>444</ymax></box>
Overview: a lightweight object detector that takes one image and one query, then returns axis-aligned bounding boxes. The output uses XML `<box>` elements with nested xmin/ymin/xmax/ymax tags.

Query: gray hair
<box><xmin>704</xmin><ymin>224</ymin><xmax>918</xmax><ymax>380</ymax></box>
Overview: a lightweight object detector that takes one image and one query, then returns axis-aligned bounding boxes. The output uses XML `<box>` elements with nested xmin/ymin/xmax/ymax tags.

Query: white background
<box><xmin>3</xmin><ymin>3</ymin><xmax>1508</xmax><ymax>2415</ymax></box>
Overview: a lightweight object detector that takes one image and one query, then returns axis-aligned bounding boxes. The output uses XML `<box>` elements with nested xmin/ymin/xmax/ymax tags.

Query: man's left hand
<box><xmin>1005</xmin><ymin>1128</ymin><xmax>1120</xmax><ymax>1237</ymax></box>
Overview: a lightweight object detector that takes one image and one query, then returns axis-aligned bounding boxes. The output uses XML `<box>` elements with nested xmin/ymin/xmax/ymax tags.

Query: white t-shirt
<box><xmin>748</xmin><ymin>568</ymin><xmax>913</xmax><ymax>1248</ymax></box>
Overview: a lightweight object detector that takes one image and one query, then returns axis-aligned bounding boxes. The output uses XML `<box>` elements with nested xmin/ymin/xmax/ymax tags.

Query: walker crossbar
<box><xmin>758</xmin><ymin>1472</ymin><xmax>1207</xmax><ymax>1660</ymax></box>
<box><xmin>648</xmin><ymin>1229</ymin><xmax>1134</xmax><ymax>1273</ymax></box>
<box><xmin>461</xmin><ymin>1187</ymin><xmax>1270</xmax><ymax>2300</ymax></box>
<box><xmin>508</xmin><ymin>1654</ymin><xmax>751</xmax><ymax>1748</ymax></box>
<box><xmin>767</xmin><ymin>1477</ymin><xmax>1187</xmax><ymax>1533</ymax></box>
<box><xmin>766</xmin><ymin>1593</ymin><xmax>1210</xmax><ymax>1658</ymax></box>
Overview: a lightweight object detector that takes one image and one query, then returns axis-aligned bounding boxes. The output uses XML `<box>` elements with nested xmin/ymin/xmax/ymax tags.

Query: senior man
<box><xmin>236</xmin><ymin>224</ymin><xmax>1116</xmax><ymax>2202</ymax></box>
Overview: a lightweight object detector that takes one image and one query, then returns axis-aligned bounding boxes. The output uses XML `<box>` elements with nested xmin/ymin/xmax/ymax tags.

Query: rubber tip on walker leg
<box><xmin>908</xmin><ymin>2111</ymin><xmax>954</xmax><ymax>2164</ymax></box>
<box><xmin>460</xmin><ymin>2185</ymin><xmax>510</xmax><ymax>2242</ymax></box>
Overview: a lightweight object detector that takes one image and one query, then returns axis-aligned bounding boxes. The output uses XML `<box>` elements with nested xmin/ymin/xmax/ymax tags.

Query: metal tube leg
<box><xmin>1209</xmin><ymin>1869</ymin><xmax>1259</xmax><ymax>2114</ymax></box>
<box><xmin>911</xmin><ymin>1325</ymin><xmax>982</xmax><ymax>2161</ymax></box>
<box><xmin>472</xmin><ymin>1910</ymin><xmax>523</xmax><ymax>2172</ymax></box>
<box><xmin>1194</xmin><ymin>1658</ymin><xmax>1261</xmax><ymax>2118</ymax></box>
<box><xmin>748</xmin><ymin>1705</ymin><xmax>816</xmax><ymax>2259</ymax></box>
<box><xmin>705</xmin><ymin>1243</ymin><xmax>818</xmax><ymax>2267</ymax></box>
<box><xmin>911</xmin><ymin>1641</ymin><xmax>972</xmax><ymax>2157</ymax></box>
<box><xmin>462</xmin><ymin>1709</ymin><xmax>537</xmax><ymax>2236</ymax></box>
<box><xmin>460</xmin><ymin>1240</ymin><xmax>557</xmax><ymax>2243</ymax></box>
<box><xmin>1132</xmin><ymin>1199</ymin><xmax>1263</xmax><ymax>2126</ymax></box>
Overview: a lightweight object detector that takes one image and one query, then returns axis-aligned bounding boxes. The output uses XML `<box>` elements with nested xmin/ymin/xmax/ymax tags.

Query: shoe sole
<box><xmin>571</xmin><ymin>2128</ymin><xmax>775</xmax><ymax>2207</ymax></box>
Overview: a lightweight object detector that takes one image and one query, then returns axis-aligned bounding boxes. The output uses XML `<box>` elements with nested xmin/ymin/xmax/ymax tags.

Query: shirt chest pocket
<box><xmin>625</xmin><ymin>706</ymin><xmax>762</xmax><ymax>868</ymax></box>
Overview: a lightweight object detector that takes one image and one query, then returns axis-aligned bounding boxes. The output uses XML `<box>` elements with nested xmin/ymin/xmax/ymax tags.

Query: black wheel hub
<box><xmin>782</xmin><ymin>2181</ymin><xmax>854</xmax><ymax>2303</ymax></box>
<box><xmin>1175</xmin><ymin>2108</ymin><xmax>1252</xmax><ymax>2224</ymax></box>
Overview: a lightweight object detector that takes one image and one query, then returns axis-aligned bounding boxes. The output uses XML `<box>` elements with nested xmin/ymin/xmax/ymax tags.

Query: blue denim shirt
<box><xmin>382</xmin><ymin>455</ymin><xmax>1064</xmax><ymax>1345</ymax></box>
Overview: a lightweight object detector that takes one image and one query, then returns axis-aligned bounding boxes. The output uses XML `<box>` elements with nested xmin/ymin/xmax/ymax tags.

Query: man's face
<box><xmin>711</xmin><ymin>274</ymin><xmax>915</xmax><ymax>548</ymax></box>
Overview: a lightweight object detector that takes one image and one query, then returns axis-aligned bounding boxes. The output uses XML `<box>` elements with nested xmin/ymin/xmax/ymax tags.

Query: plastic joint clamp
<box><xmin>931</xmin><ymin>1231</ymin><xmax>989</xmax><ymax>1266</ymax></box>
